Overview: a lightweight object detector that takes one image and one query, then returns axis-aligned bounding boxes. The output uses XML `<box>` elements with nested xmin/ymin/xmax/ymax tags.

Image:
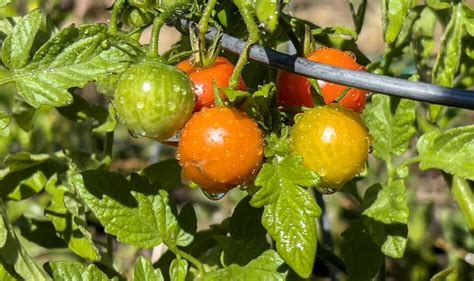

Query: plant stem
<box><xmin>109</xmin><ymin>0</ymin><xmax>126</xmax><ymax>34</ymax></box>
<box><xmin>149</xmin><ymin>5</ymin><xmax>185</xmax><ymax>58</ymax></box>
<box><xmin>166</xmin><ymin>242</ymin><xmax>205</xmax><ymax>277</ymax></box>
<box><xmin>104</xmin><ymin>131</ymin><xmax>115</xmax><ymax>160</ymax></box>
<box><xmin>0</xmin><ymin>76</ymin><xmax>15</xmax><ymax>86</ymax></box>
<box><xmin>197</xmin><ymin>0</ymin><xmax>217</xmax><ymax>65</ymax></box>
<box><xmin>230</xmin><ymin>0</ymin><xmax>260</xmax><ymax>89</ymax></box>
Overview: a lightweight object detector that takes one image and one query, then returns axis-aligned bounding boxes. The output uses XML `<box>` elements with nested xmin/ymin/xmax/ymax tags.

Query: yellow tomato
<box><xmin>290</xmin><ymin>104</ymin><xmax>370</xmax><ymax>192</ymax></box>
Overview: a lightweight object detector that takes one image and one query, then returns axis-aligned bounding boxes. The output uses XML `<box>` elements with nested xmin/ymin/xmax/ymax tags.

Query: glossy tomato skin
<box><xmin>277</xmin><ymin>48</ymin><xmax>368</xmax><ymax>113</ymax></box>
<box><xmin>177</xmin><ymin>57</ymin><xmax>246</xmax><ymax>112</ymax></box>
<box><xmin>291</xmin><ymin>104</ymin><xmax>370</xmax><ymax>192</ymax></box>
<box><xmin>114</xmin><ymin>61</ymin><xmax>195</xmax><ymax>141</ymax></box>
<box><xmin>178</xmin><ymin>107</ymin><xmax>264</xmax><ymax>194</ymax></box>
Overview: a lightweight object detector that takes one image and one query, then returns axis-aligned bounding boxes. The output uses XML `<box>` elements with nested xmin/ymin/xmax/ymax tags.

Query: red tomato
<box><xmin>177</xmin><ymin>107</ymin><xmax>264</xmax><ymax>194</ymax></box>
<box><xmin>277</xmin><ymin>48</ymin><xmax>368</xmax><ymax>113</ymax></box>
<box><xmin>177</xmin><ymin>57</ymin><xmax>246</xmax><ymax>112</ymax></box>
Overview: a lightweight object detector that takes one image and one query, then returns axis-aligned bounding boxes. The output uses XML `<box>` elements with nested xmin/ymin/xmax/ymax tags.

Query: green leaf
<box><xmin>229</xmin><ymin>196</ymin><xmax>266</xmax><ymax>241</ymax></box>
<box><xmin>221</xmin><ymin>238</ymin><xmax>269</xmax><ymax>267</ymax></box>
<box><xmin>44</xmin><ymin>175</ymin><xmax>101</xmax><ymax>261</ymax></box>
<box><xmin>425</xmin><ymin>0</ymin><xmax>451</xmax><ymax>10</ymax></box>
<box><xmin>463</xmin><ymin>4</ymin><xmax>474</xmax><ymax>37</ymax></box>
<box><xmin>341</xmin><ymin>220</ymin><xmax>384</xmax><ymax>281</ymax></box>
<box><xmin>0</xmin><ymin>199</ymin><xmax>50</xmax><ymax>280</ymax></box>
<box><xmin>417</xmin><ymin>127</ymin><xmax>474</xmax><ymax>180</ymax></box>
<box><xmin>4</xmin><ymin>152</ymin><xmax>49</xmax><ymax>172</ymax></box>
<box><xmin>430</xmin><ymin>3</ymin><xmax>463</xmax><ymax>121</ymax></box>
<box><xmin>142</xmin><ymin>159</ymin><xmax>182</xmax><ymax>190</ymax></box>
<box><xmin>312</xmin><ymin>26</ymin><xmax>358</xmax><ymax>40</ymax></box>
<box><xmin>264</xmin><ymin>127</ymin><xmax>291</xmax><ymax>158</ymax></box>
<box><xmin>451</xmin><ymin>176</ymin><xmax>474</xmax><ymax>231</ymax></box>
<box><xmin>48</xmin><ymin>261</ymin><xmax>109</xmax><ymax>281</ymax></box>
<box><xmin>169</xmin><ymin>259</ymin><xmax>188</xmax><ymax>281</ymax></box>
<box><xmin>11</xmin><ymin>24</ymin><xmax>143</xmax><ymax>108</ymax></box>
<box><xmin>74</xmin><ymin>171</ymin><xmax>192</xmax><ymax>248</ymax></box>
<box><xmin>93</xmin><ymin>106</ymin><xmax>117</xmax><ymax>133</ymax></box>
<box><xmin>0</xmin><ymin>0</ymin><xmax>11</xmax><ymax>8</ymax></box>
<box><xmin>2</xmin><ymin>9</ymin><xmax>44</xmax><ymax>69</ymax></box>
<box><xmin>255</xmin><ymin>0</ymin><xmax>278</xmax><ymax>33</ymax></box>
<box><xmin>134</xmin><ymin>257</ymin><xmax>164</xmax><ymax>281</ymax></box>
<box><xmin>362</xmin><ymin>180</ymin><xmax>409</xmax><ymax>258</ymax></box>
<box><xmin>382</xmin><ymin>0</ymin><xmax>411</xmax><ymax>45</ymax></box>
<box><xmin>240</xmin><ymin>83</ymin><xmax>276</xmax><ymax>132</ymax></box>
<box><xmin>0</xmin><ymin>111</ymin><xmax>10</xmax><ymax>130</ymax></box>
<box><xmin>250</xmin><ymin>156</ymin><xmax>321</xmax><ymax>278</ymax></box>
<box><xmin>363</xmin><ymin>95</ymin><xmax>416</xmax><ymax>160</ymax></box>
<box><xmin>0</xmin><ymin>263</ymin><xmax>17</xmax><ymax>281</ymax></box>
<box><xmin>349</xmin><ymin>0</ymin><xmax>367</xmax><ymax>34</ymax></box>
<box><xmin>203</xmin><ymin>250</ymin><xmax>287</xmax><ymax>280</ymax></box>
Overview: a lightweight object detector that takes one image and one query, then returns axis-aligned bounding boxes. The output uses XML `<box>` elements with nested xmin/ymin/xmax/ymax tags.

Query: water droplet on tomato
<box><xmin>173</xmin><ymin>84</ymin><xmax>181</xmax><ymax>92</ymax></box>
<box><xmin>136</xmin><ymin>101</ymin><xmax>145</xmax><ymax>109</ymax></box>
<box><xmin>167</xmin><ymin>101</ymin><xmax>177</xmax><ymax>111</ymax></box>
<box><xmin>202</xmin><ymin>190</ymin><xmax>226</xmax><ymax>201</ymax></box>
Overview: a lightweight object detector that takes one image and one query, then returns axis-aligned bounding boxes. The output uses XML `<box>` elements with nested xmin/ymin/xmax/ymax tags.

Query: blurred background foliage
<box><xmin>0</xmin><ymin>0</ymin><xmax>473</xmax><ymax>279</ymax></box>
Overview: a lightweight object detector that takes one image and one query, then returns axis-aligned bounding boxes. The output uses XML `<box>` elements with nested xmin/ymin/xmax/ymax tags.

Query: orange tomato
<box><xmin>177</xmin><ymin>107</ymin><xmax>264</xmax><ymax>194</ymax></box>
<box><xmin>177</xmin><ymin>57</ymin><xmax>246</xmax><ymax>112</ymax></box>
<box><xmin>277</xmin><ymin>48</ymin><xmax>368</xmax><ymax>113</ymax></box>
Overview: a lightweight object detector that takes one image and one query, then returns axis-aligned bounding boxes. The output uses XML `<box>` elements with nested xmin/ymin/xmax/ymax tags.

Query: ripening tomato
<box><xmin>114</xmin><ymin>61</ymin><xmax>195</xmax><ymax>141</ymax></box>
<box><xmin>277</xmin><ymin>48</ymin><xmax>368</xmax><ymax>113</ymax></box>
<box><xmin>290</xmin><ymin>104</ymin><xmax>370</xmax><ymax>192</ymax></box>
<box><xmin>177</xmin><ymin>107</ymin><xmax>264</xmax><ymax>194</ymax></box>
<box><xmin>177</xmin><ymin>57</ymin><xmax>246</xmax><ymax>112</ymax></box>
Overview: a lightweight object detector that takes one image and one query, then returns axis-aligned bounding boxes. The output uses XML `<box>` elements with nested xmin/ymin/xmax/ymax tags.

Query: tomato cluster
<box><xmin>113</xmin><ymin>47</ymin><xmax>371</xmax><ymax>195</ymax></box>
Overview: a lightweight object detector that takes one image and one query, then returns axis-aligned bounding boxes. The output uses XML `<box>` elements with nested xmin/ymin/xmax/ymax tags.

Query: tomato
<box><xmin>290</xmin><ymin>104</ymin><xmax>370</xmax><ymax>192</ymax></box>
<box><xmin>122</xmin><ymin>6</ymin><xmax>154</xmax><ymax>29</ymax></box>
<box><xmin>114</xmin><ymin>61</ymin><xmax>195</xmax><ymax>141</ymax></box>
<box><xmin>177</xmin><ymin>107</ymin><xmax>264</xmax><ymax>194</ymax></box>
<box><xmin>277</xmin><ymin>48</ymin><xmax>368</xmax><ymax>113</ymax></box>
<box><xmin>177</xmin><ymin>56</ymin><xmax>246</xmax><ymax>112</ymax></box>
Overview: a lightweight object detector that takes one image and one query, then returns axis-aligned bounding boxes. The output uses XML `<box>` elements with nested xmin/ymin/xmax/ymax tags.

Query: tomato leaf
<box><xmin>74</xmin><ymin>171</ymin><xmax>193</xmax><ymax>248</ymax></box>
<box><xmin>425</xmin><ymin>0</ymin><xmax>451</xmax><ymax>10</ymax></box>
<box><xmin>0</xmin><ymin>0</ymin><xmax>11</xmax><ymax>8</ymax></box>
<box><xmin>349</xmin><ymin>0</ymin><xmax>367</xmax><ymax>34</ymax></box>
<box><xmin>463</xmin><ymin>4</ymin><xmax>474</xmax><ymax>37</ymax></box>
<box><xmin>2</xmin><ymin>9</ymin><xmax>44</xmax><ymax>69</ymax></box>
<box><xmin>430</xmin><ymin>3</ymin><xmax>463</xmax><ymax>121</ymax></box>
<box><xmin>134</xmin><ymin>257</ymin><xmax>164</xmax><ymax>281</ymax></box>
<box><xmin>141</xmin><ymin>159</ymin><xmax>182</xmax><ymax>191</ymax></box>
<box><xmin>0</xmin><ymin>199</ymin><xmax>50</xmax><ymax>280</ymax></box>
<box><xmin>382</xmin><ymin>0</ymin><xmax>411</xmax><ymax>45</ymax></box>
<box><xmin>362</xmin><ymin>180</ymin><xmax>409</xmax><ymax>258</ymax></box>
<box><xmin>170</xmin><ymin>259</ymin><xmax>188</xmax><ymax>281</ymax></box>
<box><xmin>203</xmin><ymin>250</ymin><xmax>287</xmax><ymax>280</ymax></box>
<box><xmin>363</xmin><ymin>95</ymin><xmax>416</xmax><ymax>161</ymax></box>
<box><xmin>255</xmin><ymin>0</ymin><xmax>279</xmax><ymax>33</ymax></box>
<box><xmin>47</xmin><ymin>261</ymin><xmax>110</xmax><ymax>281</ymax></box>
<box><xmin>0</xmin><ymin>111</ymin><xmax>10</xmax><ymax>130</ymax></box>
<box><xmin>431</xmin><ymin>266</ymin><xmax>459</xmax><ymax>281</ymax></box>
<box><xmin>10</xmin><ymin>24</ymin><xmax>143</xmax><ymax>108</ymax></box>
<box><xmin>417</xmin><ymin>126</ymin><xmax>474</xmax><ymax>180</ymax></box>
<box><xmin>44</xmin><ymin>175</ymin><xmax>101</xmax><ymax>261</ymax></box>
<box><xmin>451</xmin><ymin>176</ymin><xmax>474</xmax><ymax>231</ymax></box>
<box><xmin>250</xmin><ymin>156</ymin><xmax>321</xmax><ymax>278</ymax></box>
<box><xmin>341</xmin><ymin>220</ymin><xmax>384</xmax><ymax>281</ymax></box>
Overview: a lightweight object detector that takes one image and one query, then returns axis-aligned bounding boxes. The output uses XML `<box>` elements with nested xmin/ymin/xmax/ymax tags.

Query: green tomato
<box><xmin>114</xmin><ymin>61</ymin><xmax>195</xmax><ymax>141</ymax></box>
<box><xmin>122</xmin><ymin>6</ymin><xmax>154</xmax><ymax>29</ymax></box>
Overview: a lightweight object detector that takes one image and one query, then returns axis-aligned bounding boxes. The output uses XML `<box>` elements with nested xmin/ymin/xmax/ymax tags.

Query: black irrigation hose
<box><xmin>175</xmin><ymin>19</ymin><xmax>474</xmax><ymax>110</ymax></box>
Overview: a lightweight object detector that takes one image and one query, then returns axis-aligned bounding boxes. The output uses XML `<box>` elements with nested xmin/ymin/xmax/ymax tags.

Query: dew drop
<box><xmin>167</xmin><ymin>101</ymin><xmax>177</xmax><ymax>111</ymax></box>
<box><xmin>136</xmin><ymin>101</ymin><xmax>145</xmax><ymax>109</ymax></box>
<box><xmin>202</xmin><ymin>190</ymin><xmax>226</xmax><ymax>201</ymax></box>
<box><xmin>173</xmin><ymin>84</ymin><xmax>181</xmax><ymax>92</ymax></box>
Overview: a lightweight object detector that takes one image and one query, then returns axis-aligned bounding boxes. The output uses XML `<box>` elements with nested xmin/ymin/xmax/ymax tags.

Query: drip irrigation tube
<box><xmin>175</xmin><ymin>19</ymin><xmax>474</xmax><ymax>110</ymax></box>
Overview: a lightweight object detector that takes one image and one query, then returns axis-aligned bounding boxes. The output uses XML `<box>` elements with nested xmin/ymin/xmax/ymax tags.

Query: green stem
<box><xmin>451</xmin><ymin>176</ymin><xmax>474</xmax><ymax>231</ymax></box>
<box><xmin>303</xmin><ymin>24</ymin><xmax>312</xmax><ymax>57</ymax></box>
<box><xmin>229</xmin><ymin>0</ymin><xmax>260</xmax><ymax>89</ymax></box>
<box><xmin>390</xmin><ymin>156</ymin><xmax>421</xmax><ymax>180</ymax></box>
<box><xmin>197</xmin><ymin>0</ymin><xmax>217</xmax><ymax>50</ymax></box>
<box><xmin>166</xmin><ymin>242</ymin><xmax>205</xmax><ymax>277</ymax></box>
<box><xmin>0</xmin><ymin>76</ymin><xmax>15</xmax><ymax>86</ymax></box>
<box><xmin>109</xmin><ymin>0</ymin><xmax>126</xmax><ymax>34</ymax></box>
<box><xmin>149</xmin><ymin>5</ymin><xmax>185</xmax><ymax>58</ymax></box>
<box><xmin>104</xmin><ymin>131</ymin><xmax>115</xmax><ymax>160</ymax></box>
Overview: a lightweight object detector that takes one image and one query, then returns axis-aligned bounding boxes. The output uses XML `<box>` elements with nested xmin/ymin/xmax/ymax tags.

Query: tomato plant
<box><xmin>178</xmin><ymin>107</ymin><xmax>264</xmax><ymax>194</ymax></box>
<box><xmin>291</xmin><ymin>105</ymin><xmax>370</xmax><ymax>192</ymax></box>
<box><xmin>0</xmin><ymin>1</ymin><xmax>473</xmax><ymax>280</ymax></box>
<box><xmin>177</xmin><ymin>56</ymin><xmax>246</xmax><ymax>112</ymax></box>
